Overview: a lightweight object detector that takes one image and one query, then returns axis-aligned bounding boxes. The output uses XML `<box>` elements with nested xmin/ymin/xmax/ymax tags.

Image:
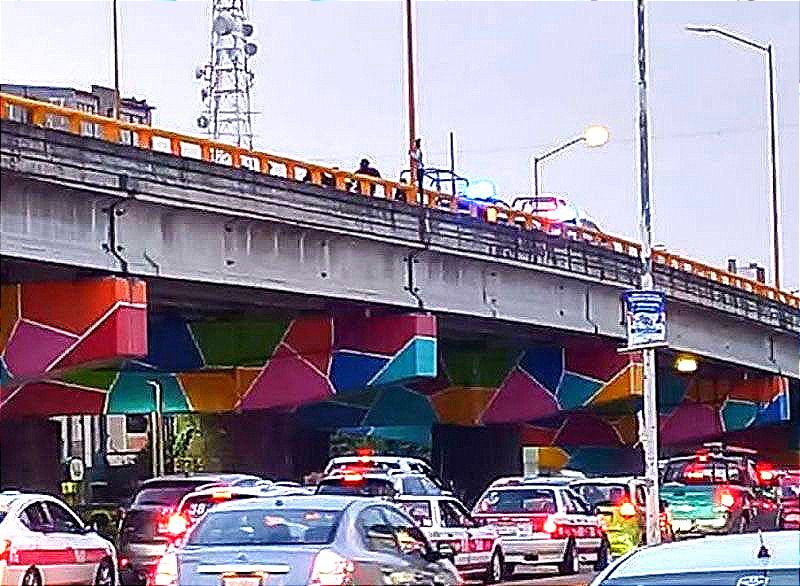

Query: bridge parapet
<box><xmin>1</xmin><ymin>91</ymin><xmax>797</xmax><ymax>326</ymax></box>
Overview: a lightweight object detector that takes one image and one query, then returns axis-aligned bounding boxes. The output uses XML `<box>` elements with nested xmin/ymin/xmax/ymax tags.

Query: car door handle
<box><xmin>380</xmin><ymin>566</ymin><xmax>396</xmax><ymax>575</ymax></box>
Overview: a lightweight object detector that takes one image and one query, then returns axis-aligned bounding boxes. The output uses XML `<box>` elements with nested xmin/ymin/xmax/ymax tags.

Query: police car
<box><xmin>0</xmin><ymin>491</ymin><xmax>117</xmax><ymax>586</ymax></box>
<box><xmin>472</xmin><ymin>477</ymin><xmax>609</xmax><ymax>577</ymax></box>
<box><xmin>395</xmin><ymin>495</ymin><xmax>505</xmax><ymax>583</ymax></box>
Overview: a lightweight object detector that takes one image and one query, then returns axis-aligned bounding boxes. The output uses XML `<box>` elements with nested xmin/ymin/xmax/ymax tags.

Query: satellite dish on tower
<box><xmin>195</xmin><ymin>66</ymin><xmax>205</xmax><ymax>80</ymax></box>
<box><xmin>245</xmin><ymin>43</ymin><xmax>258</xmax><ymax>57</ymax></box>
<box><xmin>197</xmin><ymin>115</ymin><xmax>209</xmax><ymax>129</ymax></box>
<box><xmin>241</xmin><ymin>23</ymin><xmax>254</xmax><ymax>37</ymax></box>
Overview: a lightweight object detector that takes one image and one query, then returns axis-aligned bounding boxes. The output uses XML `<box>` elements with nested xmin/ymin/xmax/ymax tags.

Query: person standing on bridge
<box><xmin>409</xmin><ymin>138</ymin><xmax>425</xmax><ymax>202</ymax></box>
<box><xmin>354</xmin><ymin>158</ymin><xmax>381</xmax><ymax>195</ymax></box>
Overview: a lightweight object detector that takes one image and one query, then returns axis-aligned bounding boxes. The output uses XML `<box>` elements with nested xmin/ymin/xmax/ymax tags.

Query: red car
<box><xmin>778</xmin><ymin>471</ymin><xmax>800</xmax><ymax>530</ymax></box>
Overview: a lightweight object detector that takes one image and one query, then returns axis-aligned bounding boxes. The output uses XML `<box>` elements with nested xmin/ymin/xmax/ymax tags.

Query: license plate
<box><xmin>497</xmin><ymin>526</ymin><xmax>516</xmax><ymax>535</ymax></box>
<box><xmin>223</xmin><ymin>577</ymin><xmax>262</xmax><ymax>586</ymax></box>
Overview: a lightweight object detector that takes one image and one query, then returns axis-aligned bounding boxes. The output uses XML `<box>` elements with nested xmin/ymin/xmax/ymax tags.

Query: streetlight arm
<box><xmin>685</xmin><ymin>26</ymin><xmax>768</xmax><ymax>52</ymax></box>
<box><xmin>536</xmin><ymin>136</ymin><xmax>585</xmax><ymax>163</ymax></box>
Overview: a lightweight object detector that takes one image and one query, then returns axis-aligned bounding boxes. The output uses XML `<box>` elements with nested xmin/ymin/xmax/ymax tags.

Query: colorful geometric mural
<box><xmin>0</xmin><ymin>278</ymin><xmax>148</xmax><ymax>416</ymax></box>
<box><xmin>293</xmin><ymin>338</ymin><xmax>644</xmax><ymax>438</ymax></box>
<box><xmin>0</xmin><ymin>312</ymin><xmax>437</xmax><ymax>418</ymax></box>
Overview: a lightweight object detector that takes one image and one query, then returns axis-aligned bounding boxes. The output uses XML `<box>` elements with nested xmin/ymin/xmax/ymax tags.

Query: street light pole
<box><xmin>531</xmin><ymin>136</ymin><xmax>586</xmax><ymax>196</ymax></box>
<box><xmin>530</xmin><ymin>126</ymin><xmax>609</xmax><ymax>197</ymax></box>
<box><xmin>686</xmin><ymin>26</ymin><xmax>781</xmax><ymax>289</ymax></box>
<box><xmin>405</xmin><ymin>0</ymin><xmax>418</xmax><ymax>186</ymax></box>
<box><xmin>636</xmin><ymin>0</ymin><xmax>661</xmax><ymax>547</ymax></box>
<box><xmin>112</xmin><ymin>0</ymin><xmax>121</xmax><ymax>119</ymax></box>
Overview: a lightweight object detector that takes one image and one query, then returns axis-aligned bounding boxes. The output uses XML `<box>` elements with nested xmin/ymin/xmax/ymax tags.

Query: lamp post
<box><xmin>636</xmin><ymin>0</ymin><xmax>661</xmax><ymax>548</ymax></box>
<box><xmin>686</xmin><ymin>25</ymin><xmax>781</xmax><ymax>289</ymax></box>
<box><xmin>531</xmin><ymin>124</ymin><xmax>609</xmax><ymax>196</ymax></box>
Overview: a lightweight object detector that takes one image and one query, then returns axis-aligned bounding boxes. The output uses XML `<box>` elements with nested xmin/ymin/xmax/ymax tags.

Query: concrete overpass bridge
<box><xmin>1</xmin><ymin>94</ymin><xmax>798</xmax><ymax>488</ymax></box>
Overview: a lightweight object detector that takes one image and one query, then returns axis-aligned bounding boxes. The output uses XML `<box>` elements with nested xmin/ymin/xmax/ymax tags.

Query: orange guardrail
<box><xmin>1</xmin><ymin>92</ymin><xmax>797</xmax><ymax>310</ymax></box>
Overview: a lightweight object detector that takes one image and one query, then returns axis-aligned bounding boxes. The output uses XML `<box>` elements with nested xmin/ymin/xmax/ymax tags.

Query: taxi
<box><xmin>471</xmin><ymin>477</ymin><xmax>609</xmax><ymax>578</ymax></box>
<box><xmin>570</xmin><ymin>477</ymin><xmax>673</xmax><ymax>557</ymax></box>
<box><xmin>395</xmin><ymin>495</ymin><xmax>504</xmax><ymax>583</ymax></box>
<box><xmin>0</xmin><ymin>491</ymin><xmax>117</xmax><ymax>586</ymax></box>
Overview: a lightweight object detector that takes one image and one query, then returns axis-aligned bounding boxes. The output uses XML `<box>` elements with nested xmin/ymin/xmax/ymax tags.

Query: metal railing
<box><xmin>1</xmin><ymin>91</ymin><xmax>797</xmax><ymax>311</ymax></box>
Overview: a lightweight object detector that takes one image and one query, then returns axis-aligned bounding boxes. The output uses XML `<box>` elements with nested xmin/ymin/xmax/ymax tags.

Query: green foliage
<box><xmin>330</xmin><ymin>431</ymin><xmax>430</xmax><ymax>460</ymax></box>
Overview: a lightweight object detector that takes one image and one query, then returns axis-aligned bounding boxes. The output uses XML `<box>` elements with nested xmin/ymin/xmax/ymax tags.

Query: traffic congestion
<box><xmin>1</xmin><ymin>446</ymin><xmax>797</xmax><ymax>586</ymax></box>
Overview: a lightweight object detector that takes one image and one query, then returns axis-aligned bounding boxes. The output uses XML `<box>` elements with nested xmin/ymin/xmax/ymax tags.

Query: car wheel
<box><xmin>22</xmin><ymin>568</ymin><xmax>42</xmax><ymax>586</ymax></box>
<box><xmin>485</xmin><ymin>549</ymin><xmax>503</xmax><ymax>584</ymax></box>
<box><xmin>557</xmin><ymin>539</ymin><xmax>579</xmax><ymax>575</ymax></box>
<box><xmin>594</xmin><ymin>538</ymin><xmax>610</xmax><ymax>571</ymax></box>
<box><xmin>95</xmin><ymin>557</ymin><xmax>116</xmax><ymax>586</ymax></box>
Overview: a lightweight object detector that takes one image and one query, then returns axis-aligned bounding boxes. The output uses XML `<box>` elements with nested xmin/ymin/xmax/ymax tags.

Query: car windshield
<box><xmin>573</xmin><ymin>484</ymin><xmax>629</xmax><ymax>507</ymax></box>
<box><xmin>396</xmin><ymin>501</ymin><xmax>433</xmax><ymax>527</ymax></box>
<box><xmin>663</xmin><ymin>459</ymin><xmax>745</xmax><ymax>485</ymax></box>
<box><xmin>134</xmin><ymin>484</ymin><xmax>208</xmax><ymax>506</ymax></box>
<box><xmin>476</xmin><ymin>489</ymin><xmax>556</xmax><ymax>514</ymax></box>
<box><xmin>317</xmin><ymin>478</ymin><xmax>395</xmax><ymax>497</ymax></box>
<box><xmin>187</xmin><ymin>508</ymin><xmax>342</xmax><ymax>546</ymax></box>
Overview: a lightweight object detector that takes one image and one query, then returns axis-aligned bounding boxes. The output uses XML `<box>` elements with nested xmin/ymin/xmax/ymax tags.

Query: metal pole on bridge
<box><xmin>405</xmin><ymin>0</ymin><xmax>418</xmax><ymax>190</ymax></box>
<box><xmin>112</xmin><ymin>0</ymin><xmax>121</xmax><ymax>119</ymax></box>
<box><xmin>636</xmin><ymin>0</ymin><xmax>661</xmax><ymax>547</ymax></box>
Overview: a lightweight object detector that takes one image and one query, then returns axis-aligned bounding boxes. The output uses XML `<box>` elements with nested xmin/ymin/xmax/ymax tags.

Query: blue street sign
<box><xmin>622</xmin><ymin>290</ymin><xmax>667</xmax><ymax>349</ymax></box>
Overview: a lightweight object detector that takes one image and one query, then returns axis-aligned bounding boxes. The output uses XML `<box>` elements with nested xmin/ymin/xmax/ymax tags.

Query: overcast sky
<box><xmin>1</xmin><ymin>0</ymin><xmax>797</xmax><ymax>289</ymax></box>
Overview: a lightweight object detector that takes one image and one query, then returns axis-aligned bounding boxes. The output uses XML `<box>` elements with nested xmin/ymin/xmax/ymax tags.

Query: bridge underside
<box><xmin>1</xmin><ymin>268</ymin><xmax>793</xmax><ymax>474</ymax></box>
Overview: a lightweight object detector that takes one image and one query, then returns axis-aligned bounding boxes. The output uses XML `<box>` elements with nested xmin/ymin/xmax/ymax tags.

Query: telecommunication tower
<box><xmin>195</xmin><ymin>0</ymin><xmax>258</xmax><ymax>149</ymax></box>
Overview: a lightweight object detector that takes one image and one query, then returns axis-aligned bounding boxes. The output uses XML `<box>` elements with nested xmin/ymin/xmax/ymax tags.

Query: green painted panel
<box><xmin>60</xmin><ymin>368</ymin><xmax>118</xmax><ymax>390</ymax></box>
<box><xmin>334</xmin><ymin>389</ymin><xmax>381</xmax><ymax>408</ymax></box>
<box><xmin>190</xmin><ymin>319</ymin><xmax>289</xmax><ymax>367</ymax></box>
<box><xmin>106</xmin><ymin>371</ymin><xmax>189</xmax><ymax>414</ymax></box>
<box><xmin>442</xmin><ymin>345</ymin><xmax>519</xmax><ymax>387</ymax></box>
<box><xmin>722</xmin><ymin>400</ymin><xmax>758</xmax><ymax>431</ymax></box>
<box><xmin>557</xmin><ymin>373</ymin><xmax>603</xmax><ymax>411</ymax></box>
<box><xmin>363</xmin><ymin>387</ymin><xmax>437</xmax><ymax>426</ymax></box>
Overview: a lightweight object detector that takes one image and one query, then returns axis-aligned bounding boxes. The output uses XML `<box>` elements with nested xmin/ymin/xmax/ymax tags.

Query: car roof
<box><xmin>140</xmin><ymin>474</ymin><xmax>231</xmax><ymax>485</ymax></box>
<box><xmin>209</xmin><ymin>495</ymin><xmax>366</xmax><ymax>513</ymax></box>
<box><xmin>571</xmin><ymin>477</ymin><xmax>637</xmax><ymax>485</ymax></box>
<box><xmin>606</xmin><ymin>531</ymin><xmax>799</xmax><ymax>578</ymax></box>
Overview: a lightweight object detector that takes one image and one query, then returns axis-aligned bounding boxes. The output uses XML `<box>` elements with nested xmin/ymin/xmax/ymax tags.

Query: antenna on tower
<box><xmin>196</xmin><ymin>0</ymin><xmax>257</xmax><ymax>152</ymax></box>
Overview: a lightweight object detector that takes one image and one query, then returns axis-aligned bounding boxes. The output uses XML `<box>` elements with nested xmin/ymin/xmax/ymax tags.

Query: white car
<box><xmin>0</xmin><ymin>491</ymin><xmax>117</xmax><ymax>586</ymax></box>
<box><xmin>395</xmin><ymin>495</ymin><xmax>505</xmax><ymax>583</ymax></box>
<box><xmin>472</xmin><ymin>478</ymin><xmax>609</xmax><ymax>577</ymax></box>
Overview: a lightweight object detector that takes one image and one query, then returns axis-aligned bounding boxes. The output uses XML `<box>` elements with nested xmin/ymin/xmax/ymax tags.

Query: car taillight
<box><xmin>0</xmin><ymin>539</ymin><xmax>11</xmax><ymax>563</ymax></box>
<box><xmin>152</xmin><ymin>552</ymin><xmax>178</xmax><ymax>586</ymax></box>
<box><xmin>542</xmin><ymin>516</ymin><xmax>558</xmax><ymax>535</ymax></box>
<box><xmin>165</xmin><ymin>512</ymin><xmax>189</xmax><ymax>538</ymax></box>
<box><xmin>619</xmin><ymin>501</ymin><xmax>637</xmax><ymax>518</ymax></box>
<box><xmin>309</xmin><ymin>549</ymin><xmax>354</xmax><ymax>586</ymax></box>
<box><xmin>718</xmin><ymin>489</ymin><xmax>735</xmax><ymax>509</ymax></box>
<box><xmin>466</xmin><ymin>538</ymin><xmax>493</xmax><ymax>553</ymax></box>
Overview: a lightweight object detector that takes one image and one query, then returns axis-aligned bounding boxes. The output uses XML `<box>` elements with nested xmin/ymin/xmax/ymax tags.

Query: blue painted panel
<box><xmin>330</xmin><ymin>351</ymin><xmax>388</xmax><ymax>393</ymax></box>
<box><xmin>519</xmin><ymin>347</ymin><xmax>563</xmax><ymax>393</ymax></box>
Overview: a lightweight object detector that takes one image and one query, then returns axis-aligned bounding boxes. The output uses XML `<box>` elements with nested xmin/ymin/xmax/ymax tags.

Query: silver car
<box><xmin>590</xmin><ymin>530</ymin><xmax>799</xmax><ymax>585</ymax></box>
<box><xmin>152</xmin><ymin>495</ymin><xmax>461</xmax><ymax>586</ymax></box>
